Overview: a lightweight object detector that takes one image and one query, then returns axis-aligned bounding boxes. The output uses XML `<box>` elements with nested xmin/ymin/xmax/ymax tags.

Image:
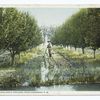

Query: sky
<box><xmin>1</xmin><ymin>0</ymin><xmax>100</xmax><ymax>4</ymax></box>
<box><xmin>18</xmin><ymin>8</ymin><xmax>79</xmax><ymax>27</ymax></box>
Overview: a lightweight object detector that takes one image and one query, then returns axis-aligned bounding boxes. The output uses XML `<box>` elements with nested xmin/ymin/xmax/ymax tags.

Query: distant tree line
<box><xmin>0</xmin><ymin>8</ymin><xmax>43</xmax><ymax>65</ymax></box>
<box><xmin>51</xmin><ymin>8</ymin><xmax>100</xmax><ymax>58</ymax></box>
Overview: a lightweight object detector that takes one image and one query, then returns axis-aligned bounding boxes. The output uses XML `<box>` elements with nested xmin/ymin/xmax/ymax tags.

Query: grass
<box><xmin>54</xmin><ymin>46</ymin><xmax>100</xmax><ymax>64</ymax></box>
<box><xmin>52</xmin><ymin>46</ymin><xmax>100</xmax><ymax>84</ymax></box>
<box><xmin>0</xmin><ymin>45</ymin><xmax>100</xmax><ymax>88</ymax></box>
<box><xmin>17</xmin><ymin>47</ymin><xmax>42</xmax><ymax>64</ymax></box>
<box><xmin>0</xmin><ymin>47</ymin><xmax>43</xmax><ymax>88</ymax></box>
<box><xmin>0</xmin><ymin>68</ymin><xmax>26</xmax><ymax>88</ymax></box>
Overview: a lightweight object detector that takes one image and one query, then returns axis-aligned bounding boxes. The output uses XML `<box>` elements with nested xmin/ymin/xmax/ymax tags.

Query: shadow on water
<box><xmin>72</xmin><ymin>83</ymin><xmax>100</xmax><ymax>91</ymax></box>
<box><xmin>0</xmin><ymin>86</ymin><xmax>36</xmax><ymax>91</ymax></box>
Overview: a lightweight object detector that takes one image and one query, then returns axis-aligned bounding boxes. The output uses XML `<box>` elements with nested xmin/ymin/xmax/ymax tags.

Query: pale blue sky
<box><xmin>18</xmin><ymin>8</ymin><xmax>79</xmax><ymax>27</ymax></box>
<box><xmin>1</xmin><ymin>0</ymin><xmax>100</xmax><ymax>4</ymax></box>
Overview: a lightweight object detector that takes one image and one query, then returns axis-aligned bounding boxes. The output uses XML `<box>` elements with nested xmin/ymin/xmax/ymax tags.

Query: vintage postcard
<box><xmin>0</xmin><ymin>2</ymin><xmax>100</xmax><ymax>96</ymax></box>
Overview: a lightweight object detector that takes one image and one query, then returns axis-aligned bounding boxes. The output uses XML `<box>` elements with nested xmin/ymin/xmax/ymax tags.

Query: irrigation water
<box><xmin>0</xmin><ymin>35</ymin><xmax>100</xmax><ymax>91</ymax></box>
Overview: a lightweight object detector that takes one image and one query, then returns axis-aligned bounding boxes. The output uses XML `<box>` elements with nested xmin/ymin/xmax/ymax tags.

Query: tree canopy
<box><xmin>0</xmin><ymin>8</ymin><xmax>42</xmax><ymax>65</ymax></box>
<box><xmin>51</xmin><ymin>8</ymin><xmax>100</xmax><ymax>58</ymax></box>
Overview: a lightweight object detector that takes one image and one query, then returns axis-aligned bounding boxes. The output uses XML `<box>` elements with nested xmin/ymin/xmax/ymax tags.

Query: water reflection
<box><xmin>73</xmin><ymin>84</ymin><xmax>100</xmax><ymax>91</ymax></box>
<box><xmin>36</xmin><ymin>84</ymin><xmax>100</xmax><ymax>91</ymax></box>
<box><xmin>1</xmin><ymin>84</ymin><xmax>100</xmax><ymax>91</ymax></box>
<box><xmin>36</xmin><ymin>85</ymin><xmax>75</xmax><ymax>91</ymax></box>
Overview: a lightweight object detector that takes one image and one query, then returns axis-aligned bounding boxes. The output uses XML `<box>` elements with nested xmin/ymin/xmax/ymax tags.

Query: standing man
<box><xmin>47</xmin><ymin>41</ymin><xmax>52</xmax><ymax>57</ymax></box>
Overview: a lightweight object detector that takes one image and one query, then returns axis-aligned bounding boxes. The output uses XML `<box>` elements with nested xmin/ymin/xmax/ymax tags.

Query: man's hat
<box><xmin>47</xmin><ymin>40</ymin><xmax>51</xmax><ymax>42</ymax></box>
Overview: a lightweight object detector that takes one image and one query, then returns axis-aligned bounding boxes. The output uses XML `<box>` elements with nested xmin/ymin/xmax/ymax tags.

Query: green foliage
<box><xmin>53</xmin><ymin>47</ymin><xmax>100</xmax><ymax>84</ymax></box>
<box><xmin>0</xmin><ymin>8</ymin><xmax>42</xmax><ymax>65</ymax></box>
<box><xmin>30</xmin><ymin>74</ymin><xmax>41</xmax><ymax>87</ymax></box>
<box><xmin>0</xmin><ymin>68</ymin><xmax>27</xmax><ymax>88</ymax></box>
<box><xmin>85</xmin><ymin>8</ymin><xmax>100</xmax><ymax>58</ymax></box>
<box><xmin>51</xmin><ymin>8</ymin><xmax>100</xmax><ymax>58</ymax></box>
<box><xmin>51</xmin><ymin>9</ymin><xmax>89</xmax><ymax>51</ymax></box>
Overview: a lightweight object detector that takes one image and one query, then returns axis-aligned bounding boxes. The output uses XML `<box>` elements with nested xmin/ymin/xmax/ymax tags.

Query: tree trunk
<box><xmin>74</xmin><ymin>46</ymin><xmax>77</xmax><ymax>51</ymax></box>
<box><xmin>70</xmin><ymin>46</ymin><xmax>72</xmax><ymax>50</ymax></box>
<box><xmin>18</xmin><ymin>53</ymin><xmax>20</xmax><ymax>59</ymax></box>
<box><xmin>82</xmin><ymin>47</ymin><xmax>85</xmax><ymax>54</ymax></box>
<box><xmin>11</xmin><ymin>53</ymin><xmax>15</xmax><ymax>66</ymax></box>
<box><xmin>93</xmin><ymin>49</ymin><xmax>96</xmax><ymax>59</ymax></box>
